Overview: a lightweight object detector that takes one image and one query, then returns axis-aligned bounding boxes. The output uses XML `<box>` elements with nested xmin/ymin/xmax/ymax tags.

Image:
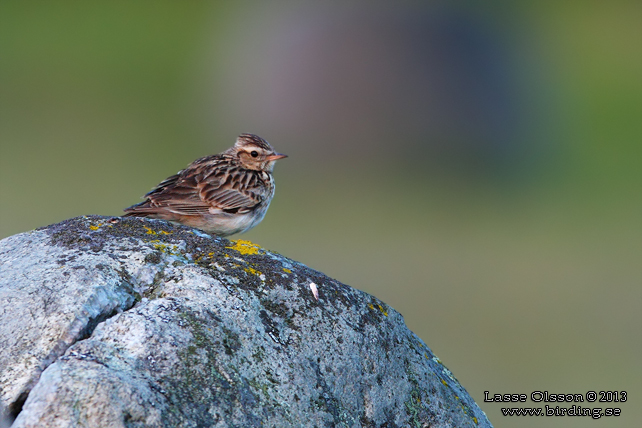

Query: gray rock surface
<box><xmin>0</xmin><ymin>215</ymin><xmax>492</xmax><ymax>427</ymax></box>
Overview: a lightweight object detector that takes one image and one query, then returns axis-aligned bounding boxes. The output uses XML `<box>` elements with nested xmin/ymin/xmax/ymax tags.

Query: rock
<box><xmin>0</xmin><ymin>215</ymin><xmax>492</xmax><ymax>427</ymax></box>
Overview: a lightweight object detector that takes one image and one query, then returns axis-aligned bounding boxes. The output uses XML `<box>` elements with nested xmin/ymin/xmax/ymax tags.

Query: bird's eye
<box><xmin>250</xmin><ymin>151</ymin><xmax>259</xmax><ymax>158</ymax></box>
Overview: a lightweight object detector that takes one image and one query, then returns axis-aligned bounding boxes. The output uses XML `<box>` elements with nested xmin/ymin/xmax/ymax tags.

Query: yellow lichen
<box><xmin>143</xmin><ymin>226</ymin><xmax>156</xmax><ymax>235</ymax></box>
<box><xmin>89</xmin><ymin>225</ymin><xmax>100</xmax><ymax>231</ymax></box>
<box><xmin>441</xmin><ymin>379</ymin><xmax>448</xmax><ymax>386</ymax></box>
<box><xmin>377</xmin><ymin>304</ymin><xmax>388</xmax><ymax>316</ymax></box>
<box><xmin>283</xmin><ymin>268</ymin><xmax>292</xmax><ymax>273</ymax></box>
<box><xmin>158</xmin><ymin>230</ymin><xmax>172</xmax><ymax>235</ymax></box>
<box><xmin>368</xmin><ymin>303</ymin><xmax>375</xmax><ymax>310</ymax></box>
<box><xmin>244</xmin><ymin>266</ymin><xmax>263</xmax><ymax>276</ymax></box>
<box><xmin>473</xmin><ymin>417</ymin><xmax>478</xmax><ymax>424</ymax></box>
<box><xmin>152</xmin><ymin>242</ymin><xmax>180</xmax><ymax>256</ymax></box>
<box><xmin>227</xmin><ymin>240</ymin><xmax>262</xmax><ymax>255</ymax></box>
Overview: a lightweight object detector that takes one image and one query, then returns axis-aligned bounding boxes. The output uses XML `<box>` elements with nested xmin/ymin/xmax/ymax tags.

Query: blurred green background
<box><xmin>1</xmin><ymin>1</ymin><xmax>640</xmax><ymax>427</ymax></box>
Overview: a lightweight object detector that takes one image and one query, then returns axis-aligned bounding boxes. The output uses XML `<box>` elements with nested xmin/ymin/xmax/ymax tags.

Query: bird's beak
<box><xmin>266</xmin><ymin>153</ymin><xmax>288</xmax><ymax>161</ymax></box>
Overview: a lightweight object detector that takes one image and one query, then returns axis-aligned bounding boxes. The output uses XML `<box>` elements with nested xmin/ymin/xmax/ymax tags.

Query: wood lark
<box><xmin>124</xmin><ymin>133</ymin><xmax>287</xmax><ymax>236</ymax></box>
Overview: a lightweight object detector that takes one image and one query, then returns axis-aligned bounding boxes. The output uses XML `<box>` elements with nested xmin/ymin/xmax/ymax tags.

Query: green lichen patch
<box><xmin>221</xmin><ymin>326</ymin><xmax>241</xmax><ymax>356</ymax></box>
<box><xmin>162</xmin><ymin>308</ymin><xmax>262</xmax><ymax>426</ymax></box>
<box><xmin>402</xmin><ymin>358</ymin><xmax>439</xmax><ymax>427</ymax></box>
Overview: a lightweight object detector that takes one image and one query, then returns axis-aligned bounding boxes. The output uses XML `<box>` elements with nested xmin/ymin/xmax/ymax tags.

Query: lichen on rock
<box><xmin>0</xmin><ymin>215</ymin><xmax>492</xmax><ymax>427</ymax></box>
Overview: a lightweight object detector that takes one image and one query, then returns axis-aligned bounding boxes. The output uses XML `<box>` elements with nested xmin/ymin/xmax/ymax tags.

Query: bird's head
<box><xmin>228</xmin><ymin>133</ymin><xmax>287</xmax><ymax>172</ymax></box>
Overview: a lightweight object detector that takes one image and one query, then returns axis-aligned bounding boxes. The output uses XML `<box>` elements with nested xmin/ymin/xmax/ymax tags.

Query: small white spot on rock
<box><xmin>309</xmin><ymin>283</ymin><xmax>319</xmax><ymax>301</ymax></box>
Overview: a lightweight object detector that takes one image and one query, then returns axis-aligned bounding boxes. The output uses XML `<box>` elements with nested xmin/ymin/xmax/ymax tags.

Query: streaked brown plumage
<box><xmin>124</xmin><ymin>134</ymin><xmax>286</xmax><ymax>236</ymax></box>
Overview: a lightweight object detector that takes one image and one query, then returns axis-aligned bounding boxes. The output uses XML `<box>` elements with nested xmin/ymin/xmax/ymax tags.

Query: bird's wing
<box><xmin>198</xmin><ymin>167</ymin><xmax>266</xmax><ymax>213</ymax></box>
<box><xmin>130</xmin><ymin>157</ymin><xmax>266</xmax><ymax>216</ymax></box>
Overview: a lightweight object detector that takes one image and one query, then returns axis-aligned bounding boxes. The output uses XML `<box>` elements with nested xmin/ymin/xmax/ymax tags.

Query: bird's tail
<box><xmin>123</xmin><ymin>201</ymin><xmax>154</xmax><ymax>217</ymax></box>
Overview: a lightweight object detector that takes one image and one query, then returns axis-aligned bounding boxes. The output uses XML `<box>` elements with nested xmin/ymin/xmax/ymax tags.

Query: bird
<box><xmin>123</xmin><ymin>133</ymin><xmax>287</xmax><ymax>236</ymax></box>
